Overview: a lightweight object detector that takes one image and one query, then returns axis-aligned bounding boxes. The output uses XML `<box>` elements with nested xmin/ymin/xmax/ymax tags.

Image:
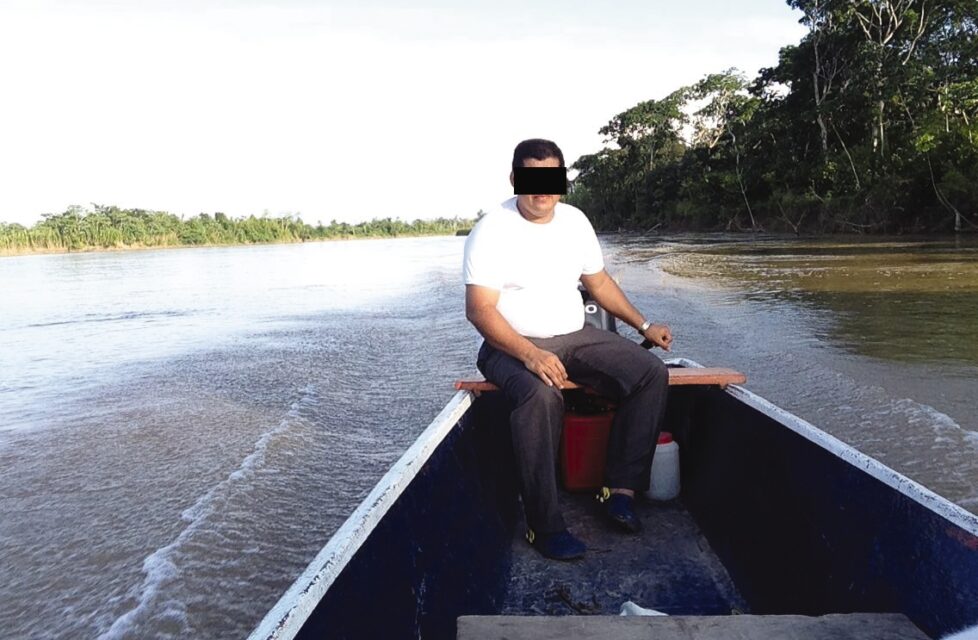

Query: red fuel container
<box><xmin>560</xmin><ymin>411</ymin><xmax>614</xmax><ymax>491</ymax></box>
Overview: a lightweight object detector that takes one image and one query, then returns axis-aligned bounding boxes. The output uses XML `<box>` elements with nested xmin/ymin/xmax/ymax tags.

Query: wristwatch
<box><xmin>639</xmin><ymin>320</ymin><xmax>652</xmax><ymax>333</ymax></box>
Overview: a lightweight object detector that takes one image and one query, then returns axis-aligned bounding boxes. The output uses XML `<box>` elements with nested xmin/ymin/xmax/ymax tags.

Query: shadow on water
<box><xmin>608</xmin><ymin>232</ymin><xmax>978</xmax><ymax>526</ymax></box>
<box><xmin>815</xmin><ymin>291</ymin><xmax>978</xmax><ymax>364</ymax></box>
<box><xmin>643</xmin><ymin>234</ymin><xmax>978</xmax><ymax>367</ymax></box>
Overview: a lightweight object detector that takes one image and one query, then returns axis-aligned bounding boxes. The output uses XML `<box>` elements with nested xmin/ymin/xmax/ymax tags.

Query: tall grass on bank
<box><xmin>0</xmin><ymin>205</ymin><xmax>474</xmax><ymax>255</ymax></box>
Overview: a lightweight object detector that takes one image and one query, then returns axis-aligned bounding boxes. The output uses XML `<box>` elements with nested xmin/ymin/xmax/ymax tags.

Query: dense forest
<box><xmin>566</xmin><ymin>0</ymin><xmax>977</xmax><ymax>233</ymax></box>
<box><xmin>0</xmin><ymin>205</ymin><xmax>472</xmax><ymax>255</ymax></box>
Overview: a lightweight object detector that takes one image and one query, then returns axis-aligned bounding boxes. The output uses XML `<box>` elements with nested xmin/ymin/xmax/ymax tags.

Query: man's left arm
<box><xmin>580</xmin><ymin>269</ymin><xmax>673</xmax><ymax>351</ymax></box>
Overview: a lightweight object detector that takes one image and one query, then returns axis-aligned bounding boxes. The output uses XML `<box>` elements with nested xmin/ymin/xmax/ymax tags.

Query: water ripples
<box><xmin>3</xmin><ymin>234</ymin><xmax>977</xmax><ymax>638</ymax></box>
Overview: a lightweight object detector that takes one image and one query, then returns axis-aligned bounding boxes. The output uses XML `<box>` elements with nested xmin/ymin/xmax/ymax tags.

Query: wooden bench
<box><xmin>454</xmin><ymin>367</ymin><xmax>746</xmax><ymax>393</ymax></box>
<box><xmin>458</xmin><ymin>613</ymin><xmax>928</xmax><ymax>640</ymax></box>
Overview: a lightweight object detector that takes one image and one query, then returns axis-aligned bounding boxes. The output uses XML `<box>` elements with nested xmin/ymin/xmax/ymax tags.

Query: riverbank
<box><xmin>0</xmin><ymin>231</ymin><xmax>470</xmax><ymax>258</ymax></box>
<box><xmin>0</xmin><ymin>206</ymin><xmax>474</xmax><ymax>257</ymax></box>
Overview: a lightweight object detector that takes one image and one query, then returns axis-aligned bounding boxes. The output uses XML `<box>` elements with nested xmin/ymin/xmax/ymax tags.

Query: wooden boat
<box><xmin>248</xmin><ymin>358</ymin><xmax>978</xmax><ymax>640</ymax></box>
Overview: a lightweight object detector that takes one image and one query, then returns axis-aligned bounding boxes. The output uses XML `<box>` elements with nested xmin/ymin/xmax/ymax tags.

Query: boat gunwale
<box><xmin>671</xmin><ymin>355</ymin><xmax>978</xmax><ymax>538</ymax></box>
<box><xmin>247</xmin><ymin>390</ymin><xmax>474</xmax><ymax>640</ymax></box>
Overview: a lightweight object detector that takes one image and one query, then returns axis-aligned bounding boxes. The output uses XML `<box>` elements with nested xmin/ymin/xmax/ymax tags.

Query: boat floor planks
<box><xmin>458</xmin><ymin>612</ymin><xmax>929</xmax><ymax>640</ymax></box>
<box><xmin>500</xmin><ymin>492</ymin><xmax>747</xmax><ymax>617</ymax></box>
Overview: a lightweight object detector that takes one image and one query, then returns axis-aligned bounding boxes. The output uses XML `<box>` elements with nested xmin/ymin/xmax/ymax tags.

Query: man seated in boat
<box><xmin>462</xmin><ymin>138</ymin><xmax>673</xmax><ymax>560</ymax></box>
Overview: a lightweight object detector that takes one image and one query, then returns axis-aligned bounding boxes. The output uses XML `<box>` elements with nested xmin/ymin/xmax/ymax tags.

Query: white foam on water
<box><xmin>0</xmin><ymin>238</ymin><xmax>462</xmax><ymax>440</ymax></box>
<box><xmin>891</xmin><ymin>397</ymin><xmax>978</xmax><ymax>444</ymax></box>
<box><xmin>602</xmin><ymin>252</ymin><xmax>703</xmax><ymax>300</ymax></box>
<box><xmin>97</xmin><ymin>386</ymin><xmax>319</xmax><ymax>640</ymax></box>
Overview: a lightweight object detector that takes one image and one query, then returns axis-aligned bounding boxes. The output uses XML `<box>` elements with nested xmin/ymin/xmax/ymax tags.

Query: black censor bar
<box><xmin>513</xmin><ymin>167</ymin><xmax>567</xmax><ymax>195</ymax></box>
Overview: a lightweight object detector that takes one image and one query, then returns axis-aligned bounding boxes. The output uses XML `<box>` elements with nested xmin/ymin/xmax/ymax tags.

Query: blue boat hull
<box><xmin>292</xmin><ymin>395</ymin><xmax>520</xmax><ymax>639</ymax></box>
<box><xmin>251</xmin><ymin>367</ymin><xmax>978</xmax><ymax>640</ymax></box>
<box><xmin>679</xmin><ymin>385</ymin><xmax>978</xmax><ymax>637</ymax></box>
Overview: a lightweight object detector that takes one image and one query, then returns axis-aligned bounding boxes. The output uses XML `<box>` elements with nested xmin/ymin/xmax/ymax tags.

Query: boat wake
<box><xmin>23</xmin><ymin>309</ymin><xmax>194</xmax><ymax>330</ymax></box>
<box><xmin>889</xmin><ymin>398</ymin><xmax>978</xmax><ymax>445</ymax></box>
<box><xmin>96</xmin><ymin>386</ymin><xmax>320</xmax><ymax>640</ymax></box>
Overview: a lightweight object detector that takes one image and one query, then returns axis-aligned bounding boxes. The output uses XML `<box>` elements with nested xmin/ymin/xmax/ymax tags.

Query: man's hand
<box><xmin>642</xmin><ymin>324</ymin><xmax>673</xmax><ymax>351</ymax></box>
<box><xmin>522</xmin><ymin>347</ymin><xmax>569</xmax><ymax>387</ymax></box>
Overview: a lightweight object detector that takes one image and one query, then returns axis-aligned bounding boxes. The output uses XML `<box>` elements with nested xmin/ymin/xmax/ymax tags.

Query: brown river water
<box><xmin>613</xmin><ymin>234</ymin><xmax>978</xmax><ymax>510</ymax></box>
<box><xmin>0</xmin><ymin>234</ymin><xmax>975</xmax><ymax>638</ymax></box>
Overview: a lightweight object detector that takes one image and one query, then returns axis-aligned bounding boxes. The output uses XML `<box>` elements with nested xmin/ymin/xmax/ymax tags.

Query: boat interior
<box><xmin>462</xmin><ymin>379</ymin><xmax>937</xmax><ymax>639</ymax></box>
<box><xmin>263</xmin><ymin>364</ymin><xmax>978</xmax><ymax>640</ymax></box>
<box><xmin>500</xmin><ymin>488</ymin><xmax>747</xmax><ymax>617</ymax></box>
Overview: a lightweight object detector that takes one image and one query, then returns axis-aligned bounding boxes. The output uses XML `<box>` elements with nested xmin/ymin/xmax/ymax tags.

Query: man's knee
<box><xmin>515</xmin><ymin>380</ymin><xmax>564</xmax><ymax>413</ymax></box>
<box><xmin>637</xmin><ymin>352</ymin><xmax>668</xmax><ymax>390</ymax></box>
<box><xmin>508</xmin><ymin>380</ymin><xmax>564</xmax><ymax>447</ymax></box>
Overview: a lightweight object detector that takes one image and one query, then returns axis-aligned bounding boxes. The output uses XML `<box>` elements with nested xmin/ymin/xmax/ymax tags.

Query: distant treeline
<box><xmin>0</xmin><ymin>205</ymin><xmax>474</xmax><ymax>254</ymax></box>
<box><xmin>566</xmin><ymin>0</ymin><xmax>977</xmax><ymax>233</ymax></box>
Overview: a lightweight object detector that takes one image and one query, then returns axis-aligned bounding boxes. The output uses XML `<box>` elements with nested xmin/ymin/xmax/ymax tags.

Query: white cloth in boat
<box><xmin>462</xmin><ymin>196</ymin><xmax>604</xmax><ymax>338</ymax></box>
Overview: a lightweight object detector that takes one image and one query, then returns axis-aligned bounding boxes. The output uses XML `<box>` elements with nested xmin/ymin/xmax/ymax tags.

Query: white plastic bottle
<box><xmin>647</xmin><ymin>431</ymin><xmax>680</xmax><ymax>501</ymax></box>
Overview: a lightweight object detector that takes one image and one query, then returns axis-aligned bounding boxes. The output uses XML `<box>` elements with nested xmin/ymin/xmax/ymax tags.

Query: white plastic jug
<box><xmin>647</xmin><ymin>431</ymin><xmax>680</xmax><ymax>501</ymax></box>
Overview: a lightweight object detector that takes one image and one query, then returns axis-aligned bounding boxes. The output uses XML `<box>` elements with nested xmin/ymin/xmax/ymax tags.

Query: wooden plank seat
<box><xmin>458</xmin><ymin>613</ymin><xmax>929</xmax><ymax>640</ymax></box>
<box><xmin>454</xmin><ymin>367</ymin><xmax>746</xmax><ymax>393</ymax></box>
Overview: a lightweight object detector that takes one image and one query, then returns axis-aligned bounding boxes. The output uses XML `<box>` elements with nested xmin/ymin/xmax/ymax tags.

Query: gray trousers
<box><xmin>477</xmin><ymin>325</ymin><xmax>669</xmax><ymax>534</ymax></box>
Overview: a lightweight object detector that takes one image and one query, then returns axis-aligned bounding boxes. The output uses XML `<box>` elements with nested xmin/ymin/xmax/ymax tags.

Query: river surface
<box><xmin>1</xmin><ymin>234</ymin><xmax>976</xmax><ymax>638</ymax></box>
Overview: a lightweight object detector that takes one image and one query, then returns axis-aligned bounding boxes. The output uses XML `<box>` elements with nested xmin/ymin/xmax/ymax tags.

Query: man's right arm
<box><xmin>465</xmin><ymin>284</ymin><xmax>569</xmax><ymax>388</ymax></box>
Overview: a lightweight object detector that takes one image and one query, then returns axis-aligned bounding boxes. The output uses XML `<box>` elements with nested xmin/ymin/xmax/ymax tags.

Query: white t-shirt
<box><xmin>463</xmin><ymin>197</ymin><xmax>604</xmax><ymax>338</ymax></box>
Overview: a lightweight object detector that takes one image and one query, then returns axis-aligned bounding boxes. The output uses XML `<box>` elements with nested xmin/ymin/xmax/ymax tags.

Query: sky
<box><xmin>0</xmin><ymin>0</ymin><xmax>807</xmax><ymax>227</ymax></box>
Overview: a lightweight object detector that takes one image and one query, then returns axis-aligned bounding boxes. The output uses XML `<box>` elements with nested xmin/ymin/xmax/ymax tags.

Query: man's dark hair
<box><xmin>512</xmin><ymin>139</ymin><xmax>565</xmax><ymax>171</ymax></box>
